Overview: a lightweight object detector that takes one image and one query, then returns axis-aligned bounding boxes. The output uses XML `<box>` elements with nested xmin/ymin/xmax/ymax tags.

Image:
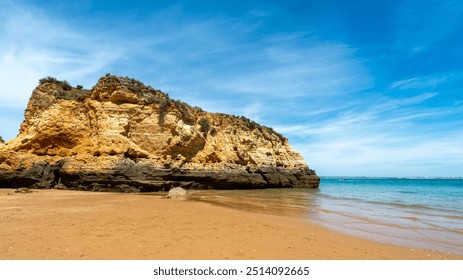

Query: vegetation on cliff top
<box><xmin>38</xmin><ymin>76</ymin><xmax>88</xmax><ymax>101</ymax></box>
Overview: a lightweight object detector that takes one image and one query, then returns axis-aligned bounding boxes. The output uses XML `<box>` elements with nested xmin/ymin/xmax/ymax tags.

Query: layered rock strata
<box><xmin>0</xmin><ymin>75</ymin><xmax>319</xmax><ymax>191</ymax></box>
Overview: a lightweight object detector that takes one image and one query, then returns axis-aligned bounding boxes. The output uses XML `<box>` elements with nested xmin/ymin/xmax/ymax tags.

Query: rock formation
<box><xmin>167</xmin><ymin>187</ymin><xmax>188</xmax><ymax>199</ymax></box>
<box><xmin>0</xmin><ymin>75</ymin><xmax>319</xmax><ymax>191</ymax></box>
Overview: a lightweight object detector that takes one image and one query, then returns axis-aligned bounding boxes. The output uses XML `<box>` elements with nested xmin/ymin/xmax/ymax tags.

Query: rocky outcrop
<box><xmin>167</xmin><ymin>187</ymin><xmax>187</xmax><ymax>199</ymax></box>
<box><xmin>0</xmin><ymin>75</ymin><xmax>319</xmax><ymax>191</ymax></box>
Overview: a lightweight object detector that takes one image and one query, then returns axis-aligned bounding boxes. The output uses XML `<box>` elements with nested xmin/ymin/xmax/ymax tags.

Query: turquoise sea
<box><xmin>187</xmin><ymin>177</ymin><xmax>463</xmax><ymax>255</ymax></box>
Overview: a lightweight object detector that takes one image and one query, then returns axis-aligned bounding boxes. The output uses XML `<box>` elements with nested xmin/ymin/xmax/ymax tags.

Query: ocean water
<box><xmin>186</xmin><ymin>177</ymin><xmax>463</xmax><ymax>255</ymax></box>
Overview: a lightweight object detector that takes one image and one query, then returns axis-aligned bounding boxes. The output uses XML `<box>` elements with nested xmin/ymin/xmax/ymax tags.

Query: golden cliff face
<box><xmin>0</xmin><ymin>75</ymin><xmax>319</xmax><ymax>191</ymax></box>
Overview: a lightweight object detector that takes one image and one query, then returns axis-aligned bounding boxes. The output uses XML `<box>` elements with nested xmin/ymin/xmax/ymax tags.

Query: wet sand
<box><xmin>0</xmin><ymin>189</ymin><xmax>460</xmax><ymax>260</ymax></box>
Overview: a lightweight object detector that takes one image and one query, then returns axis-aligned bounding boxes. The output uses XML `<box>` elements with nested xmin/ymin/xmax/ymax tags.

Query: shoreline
<box><xmin>0</xmin><ymin>189</ymin><xmax>461</xmax><ymax>260</ymax></box>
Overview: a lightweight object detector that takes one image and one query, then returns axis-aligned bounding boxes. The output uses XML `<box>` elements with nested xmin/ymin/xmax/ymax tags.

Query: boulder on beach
<box><xmin>166</xmin><ymin>187</ymin><xmax>187</xmax><ymax>199</ymax></box>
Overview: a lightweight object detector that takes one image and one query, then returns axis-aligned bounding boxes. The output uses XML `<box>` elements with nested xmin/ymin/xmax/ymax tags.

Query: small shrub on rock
<box><xmin>210</xmin><ymin>127</ymin><xmax>217</xmax><ymax>136</ymax></box>
<box><xmin>198</xmin><ymin>118</ymin><xmax>210</xmax><ymax>133</ymax></box>
<box><xmin>39</xmin><ymin>76</ymin><xmax>58</xmax><ymax>85</ymax></box>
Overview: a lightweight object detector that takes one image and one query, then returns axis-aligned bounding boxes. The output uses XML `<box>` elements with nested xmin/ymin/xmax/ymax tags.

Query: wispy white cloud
<box><xmin>0</xmin><ymin>53</ymin><xmax>41</xmax><ymax>106</ymax></box>
<box><xmin>275</xmin><ymin>91</ymin><xmax>442</xmax><ymax>136</ymax></box>
<box><xmin>299</xmin><ymin>130</ymin><xmax>463</xmax><ymax>177</ymax></box>
<box><xmin>389</xmin><ymin>72</ymin><xmax>463</xmax><ymax>90</ymax></box>
<box><xmin>390</xmin><ymin>77</ymin><xmax>447</xmax><ymax>90</ymax></box>
<box><xmin>202</xmin><ymin>40</ymin><xmax>372</xmax><ymax>98</ymax></box>
<box><xmin>280</xmin><ymin>88</ymin><xmax>463</xmax><ymax>176</ymax></box>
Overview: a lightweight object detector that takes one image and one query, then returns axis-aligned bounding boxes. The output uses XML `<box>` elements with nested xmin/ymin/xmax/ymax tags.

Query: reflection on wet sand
<box><xmin>186</xmin><ymin>188</ymin><xmax>321</xmax><ymax>217</ymax></box>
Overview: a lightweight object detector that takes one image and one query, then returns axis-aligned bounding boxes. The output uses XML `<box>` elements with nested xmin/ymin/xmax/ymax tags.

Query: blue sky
<box><xmin>1</xmin><ymin>0</ymin><xmax>462</xmax><ymax>177</ymax></box>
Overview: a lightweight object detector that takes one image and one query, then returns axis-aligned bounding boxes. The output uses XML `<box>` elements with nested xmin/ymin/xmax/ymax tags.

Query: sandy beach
<box><xmin>0</xmin><ymin>189</ymin><xmax>460</xmax><ymax>260</ymax></box>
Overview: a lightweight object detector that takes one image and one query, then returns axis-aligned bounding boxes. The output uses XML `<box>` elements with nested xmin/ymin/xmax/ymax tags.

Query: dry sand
<box><xmin>0</xmin><ymin>189</ymin><xmax>460</xmax><ymax>260</ymax></box>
